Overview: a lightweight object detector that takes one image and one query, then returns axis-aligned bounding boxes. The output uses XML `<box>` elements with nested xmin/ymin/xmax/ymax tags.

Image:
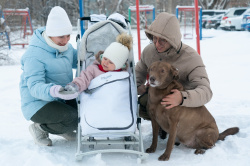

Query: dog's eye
<box><xmin>161</xmin><ymin>69</ymin><xmax>165</xmax><ymax>73</ymax></box>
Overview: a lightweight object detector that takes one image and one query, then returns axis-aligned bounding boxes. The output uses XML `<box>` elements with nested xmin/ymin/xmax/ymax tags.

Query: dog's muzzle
<box><xmin>149</xmin><ymin>76</ymin><xmax>159</xmax><ymax>87</ymax></box>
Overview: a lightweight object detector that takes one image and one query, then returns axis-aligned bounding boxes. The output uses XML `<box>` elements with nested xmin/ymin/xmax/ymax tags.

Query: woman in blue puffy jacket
<box><xmin>19</xmin><ymin>6</ymin><xmax>78</xmax><ymax>146</ymax></box>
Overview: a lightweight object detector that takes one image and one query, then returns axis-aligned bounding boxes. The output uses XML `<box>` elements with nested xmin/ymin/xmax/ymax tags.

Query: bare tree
<box><xmin>217</xmin><ymin>0</ymin><xmax>230</xmax><ymax>9</ymax></box>
<box><xmin>167</xmin><ymin>0</ymin><xmax>173</xmax><ymax>13</ymax></box>
<box><xmin>198</xmin><ymin>0</ymin><xmax>230</xmax><ymax>9</ymax></box>
<box><xmin>2</xmin><ymin>0</ymin><xmax>249</xmax><ymax>31</ymax></box>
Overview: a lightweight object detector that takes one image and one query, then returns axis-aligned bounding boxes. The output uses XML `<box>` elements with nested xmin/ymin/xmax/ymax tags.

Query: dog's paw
<box><xmin>158</xmin><ymin>154</ymin><xmax>170</xmax><ymax>161</ymax></box>
<box><xmin>146</xmin><ymin>147</ymin><xmax>156</xmax><ymax>153</ymax></box>
<box><xmin>194</xmin><ymin>149</ymin><xmax>206</xmax><ymax>154</ymax></box>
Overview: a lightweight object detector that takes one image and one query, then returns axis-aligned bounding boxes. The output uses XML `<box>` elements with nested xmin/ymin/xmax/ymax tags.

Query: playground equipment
<box><xmin>128</xmin><ymin>5</ymin><xmax>155</xmax><ymax>29</ymax></box>
<box><xmin>0</xmin><ymin>7</ymin><xmax>11</xmax><ymax>49</ymax></box>
<box><xmin>128</xmin><ymin>4</ymin><xmax>155</xmax><ymax>59</ymax></box>
<box><xmin>176</xmin><ymin>6</ymin><xmax>202</xmax><ymax>40</ymax></box>
<box><xmin>3</xmin><ymin>8</ymin><xmax>33</xmax><ymax>48</ymax></box>
<box><xmin>176</xmin><ymin>4</ymin><xmax>202</xmax><ymax>54</ymax></box>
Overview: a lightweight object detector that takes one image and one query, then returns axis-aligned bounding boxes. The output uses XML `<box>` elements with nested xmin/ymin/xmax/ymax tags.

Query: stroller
<box><xmin>75</xmin><ymin>14</ymin><xmax>148</xmax><ymax>163</ymax></box>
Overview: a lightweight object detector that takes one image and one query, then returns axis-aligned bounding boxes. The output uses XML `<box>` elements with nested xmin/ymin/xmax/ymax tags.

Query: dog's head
<box><xmin>148</xmin><ymin>61</ymin><xmax>179</xmax><ymax>88</ymax></box>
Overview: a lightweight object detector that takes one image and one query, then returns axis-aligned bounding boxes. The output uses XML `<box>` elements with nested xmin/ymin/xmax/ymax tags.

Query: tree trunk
<box><xmin>167</xmin><ymin>0</ymin><xmax>172</xmax><ymax>14</ymax></box>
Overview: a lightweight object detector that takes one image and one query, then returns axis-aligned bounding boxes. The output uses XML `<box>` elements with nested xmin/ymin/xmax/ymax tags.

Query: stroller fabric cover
<box><xmin>80</xmin><ymin>71</ymin><xmax>137</xmax><ymax>136</ymax></box>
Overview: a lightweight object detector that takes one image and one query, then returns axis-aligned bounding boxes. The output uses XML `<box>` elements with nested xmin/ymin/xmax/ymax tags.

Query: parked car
<box><xmin>220</xmin><ymin>7</ymin><xmax>249</xmax><ymax>30</ymax></box>
<box><xmin>206</xmin><ymin>14</ymin><xmax>224</xmax><ymax>29</ymax></box>
<box><xmin>202</xmin><ymin>10</ymin><xmax>227</xmax><ymax>28</ymax></box>
<box><xmin>203</xmin><ymin>9</ymin><xmax>227</xmax><ymax>16</ymax></box>
<box><xmin>241</xmin><ymin>14</ymin><xmax>250</xmax><ymax>31</ymax></box>
<box><xmin>224</xmin><ymin>8</ymin><xmax>250</xmax><ymax>31</ymax></box>
<box><xmin>202</xmin><ymin>15</ymin><xmax>211</xmax><ymax>28</ymax></box>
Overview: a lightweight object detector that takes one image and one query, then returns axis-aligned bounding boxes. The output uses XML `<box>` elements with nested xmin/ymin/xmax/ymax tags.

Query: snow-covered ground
<box><xmin>1</xmin><ymin>28</ymin><xmax>250</xmax><ymax>166</ymax></box>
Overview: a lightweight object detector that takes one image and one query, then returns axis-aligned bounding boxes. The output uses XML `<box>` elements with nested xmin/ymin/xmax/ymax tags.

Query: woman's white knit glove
<box><xmin>50</xmin><ymin>85</ymin><xmax>78</xmax><ymax>100</ymax></box>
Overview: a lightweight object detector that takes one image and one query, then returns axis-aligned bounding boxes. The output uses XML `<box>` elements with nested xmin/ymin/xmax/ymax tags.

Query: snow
<box><xmin>1</xmin><ymin>28</ymin><xmax>250</xmax><ymax>166</ymax></box>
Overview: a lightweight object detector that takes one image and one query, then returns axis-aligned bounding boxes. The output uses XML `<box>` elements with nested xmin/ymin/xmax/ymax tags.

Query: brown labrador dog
<box><xmin>146</xmin><ymin>61</ymin><xmax>239</xmax><ymax>161</ymax></box>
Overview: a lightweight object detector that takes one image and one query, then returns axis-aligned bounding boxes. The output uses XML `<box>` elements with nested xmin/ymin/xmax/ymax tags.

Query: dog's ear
<box><xmin>147</xmin><ymin>66</ymin><xmax>150</xmax><ymax>73</ymax></box>
<box><xmin>171</xmin><ymin>66</ymin><xmax>179</xmax><ymax>80</ymax></box>
<box><xmin>148</xmin><ymin>64</ymin><xmax>154</xmax><ymax>73</ymax></box>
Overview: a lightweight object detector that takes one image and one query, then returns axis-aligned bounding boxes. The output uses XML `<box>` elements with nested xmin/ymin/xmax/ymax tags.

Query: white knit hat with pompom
<box><xmin>103</xmin><ymin>33</ymin><xmax>132</xmax><ymax>70</ymax></box>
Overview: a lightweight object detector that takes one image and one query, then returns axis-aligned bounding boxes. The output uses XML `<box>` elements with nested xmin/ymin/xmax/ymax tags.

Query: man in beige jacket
<box><xmin>136</xmin><ymin>12</ymin><xmax>212</xmax><ymax>138</ymax></box>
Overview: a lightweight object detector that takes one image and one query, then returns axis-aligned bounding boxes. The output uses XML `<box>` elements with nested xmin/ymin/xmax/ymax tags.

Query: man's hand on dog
<box><xmin>161</xmin><ymin>89</ymin><xmax>183</xmax><ymax>109</ymax></box>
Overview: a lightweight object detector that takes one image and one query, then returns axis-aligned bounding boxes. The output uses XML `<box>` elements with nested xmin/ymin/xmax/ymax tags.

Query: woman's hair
<box><xmin>95</xmin><ymin>51</ymin><xmax>104</xmax><ymax>63</ymax></box>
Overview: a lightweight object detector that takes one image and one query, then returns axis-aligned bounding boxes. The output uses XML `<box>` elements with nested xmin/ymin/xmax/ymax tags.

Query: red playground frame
<box><xmin>3</xmin><ymin>8</ymin><xmax>33</xmax><ymax>48</ymax></box>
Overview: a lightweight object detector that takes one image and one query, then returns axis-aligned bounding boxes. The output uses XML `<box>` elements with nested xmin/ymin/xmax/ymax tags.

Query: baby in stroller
<box><xmin>67</xmin><ymin>33</ymin><xmax>132</xmax><ymax>94</ymax></box>
<box><xmin>72</xmin><ymin>18</ymin><xmax>147</xmax><ymax>162</ymax></box>
<box><xmin>51</xmin><ymin>33</ymin><xmax>132</xmax><ymax>98</ymax></box>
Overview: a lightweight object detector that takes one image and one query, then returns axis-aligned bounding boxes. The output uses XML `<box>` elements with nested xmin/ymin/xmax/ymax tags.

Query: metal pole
<box><xmin>128</xmin><ymin>9</ymin><xmax>131</xmax><ymax>22</ymax></box>
<box><xmin>136</xmin><ymin>0</ymin><xmax>141</xmax><ymax>60</ymax></box>
<box><xmin>194</xmin><ymin>0</ymin><xmax>201</xmax><ymax>55</ymax></box>
<box><xmin>5</xmin><ymin>31</ymin><xmax>11</xmax><ymax>49</ymax></box>
<box><xmin>153</xmin><ymin>8</ymin><xmax>155</xmax><ymax>20</ymax></box>
<box><xmin>27</xmin><ymin>8</ymin><xmax>33</xmax><ymax>35</ymax></box>
<box><xmin>79</xmin><ymin>0</ymin><xmax>84</xmax><ymax>36</ymax></box>
<box><xmin>200</xmin><ymin>8</ymin><xmax>202</xmax><ymax>40</ymax></box>
<box><xmin>176</xmin><ymin>7</ymin><xmax>179</xmax><ymax>19</ymax></box>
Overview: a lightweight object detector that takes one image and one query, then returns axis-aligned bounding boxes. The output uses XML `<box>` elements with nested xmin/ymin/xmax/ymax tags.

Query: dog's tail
<box><xmin>218</xmin><ymin>127</ymin><xmax>239</xmax><ymax>141</ymax></box>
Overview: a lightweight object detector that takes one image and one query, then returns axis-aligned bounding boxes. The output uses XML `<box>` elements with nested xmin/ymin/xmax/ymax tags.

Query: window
<box><xmin>234</xmin><ymin>9</ymin><xmax>247</xmax><ymax>16</ymax></box>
